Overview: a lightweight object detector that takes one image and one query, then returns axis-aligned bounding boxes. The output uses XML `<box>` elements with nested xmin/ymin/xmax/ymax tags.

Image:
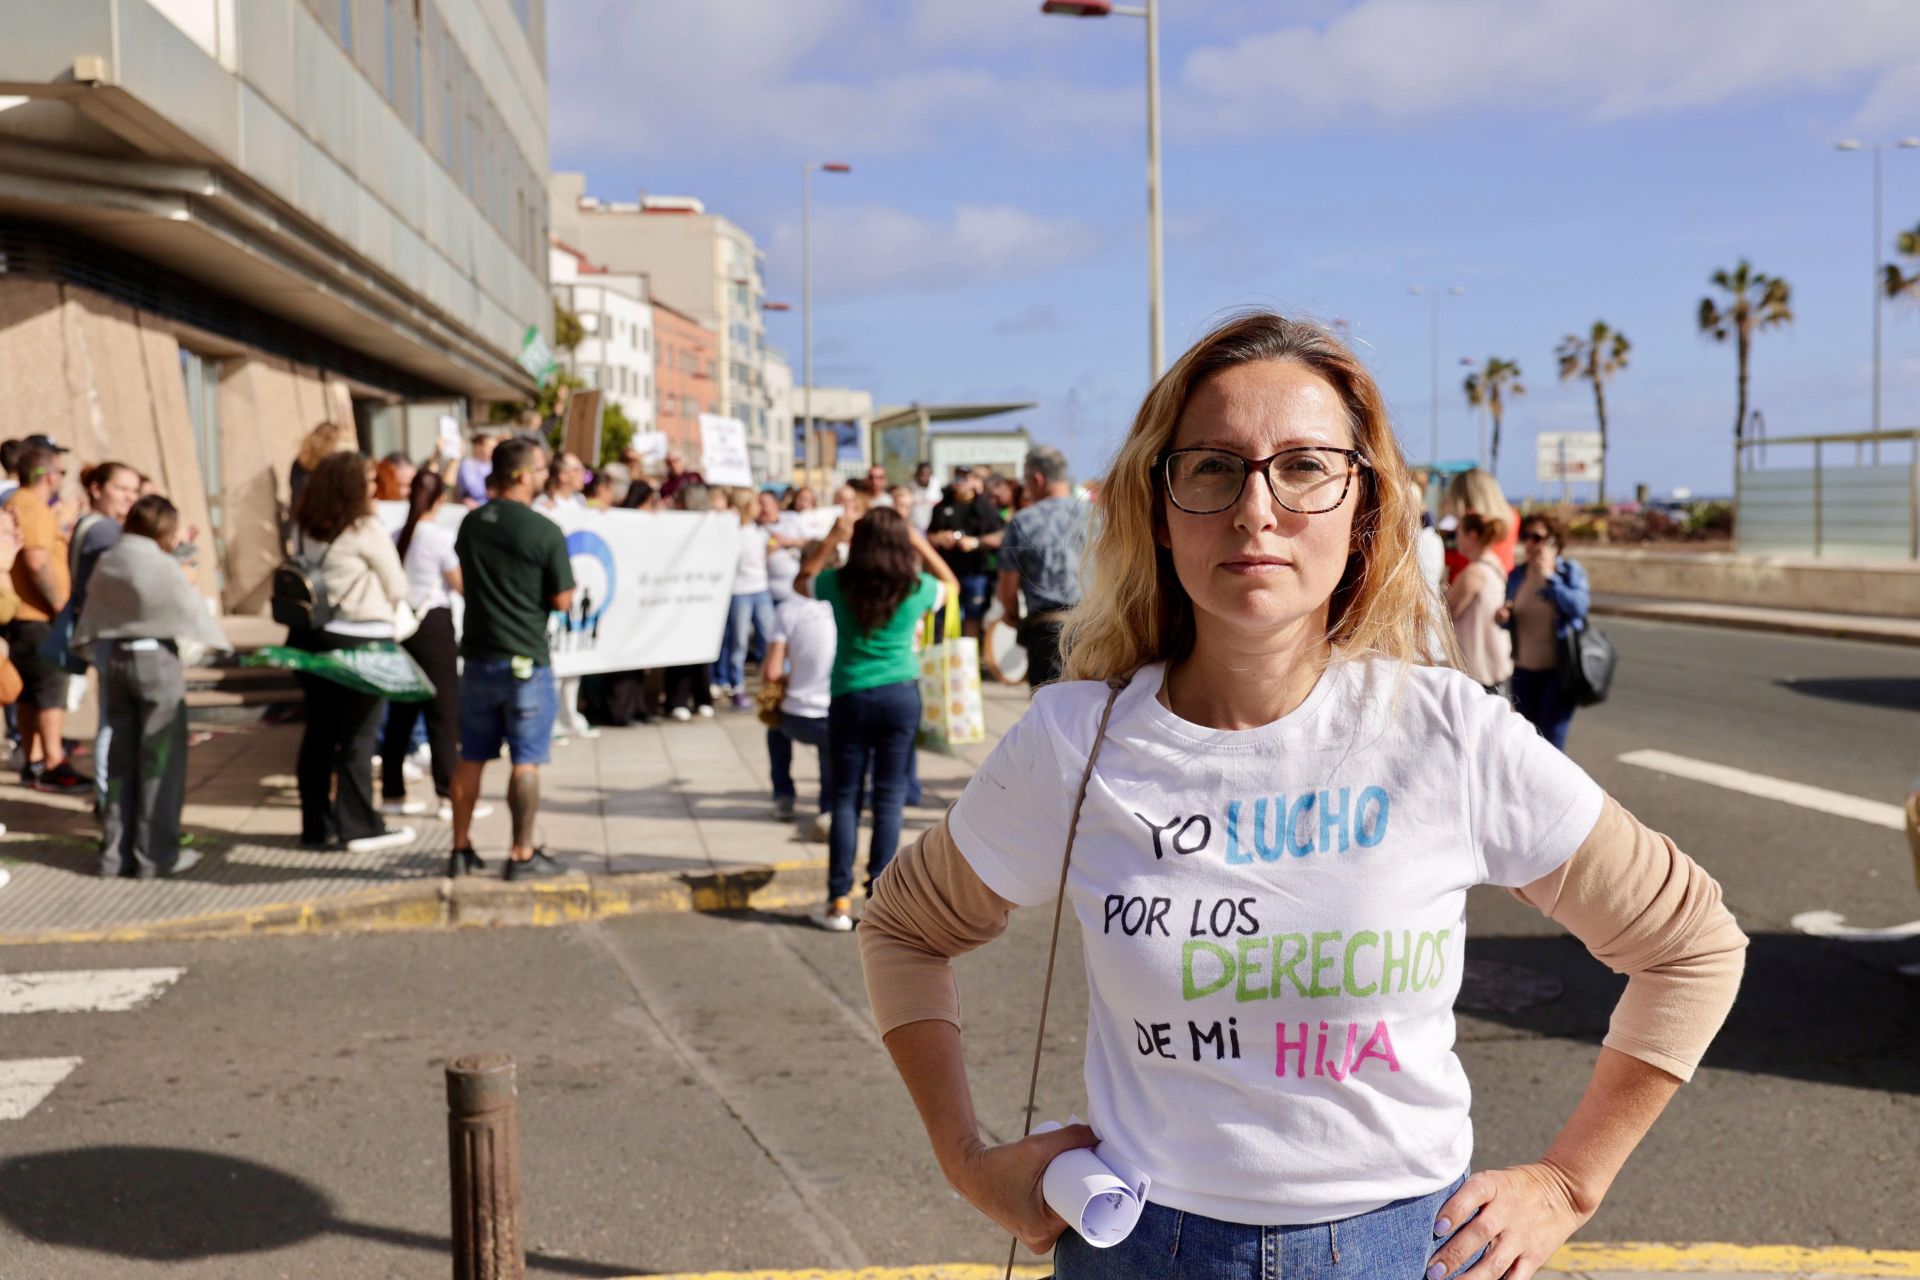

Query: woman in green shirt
<box><xmin>797</xmin><ymin>506</ymin><xmax>958</xmax><ymax>930</ymax></box>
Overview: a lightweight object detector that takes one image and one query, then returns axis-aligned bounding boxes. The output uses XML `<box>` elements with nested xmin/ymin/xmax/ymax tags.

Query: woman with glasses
<box><xmin>1496</xmin><ymin>511</ymin><xmax>1591</xmax><ymax>751</ymax></box>
<box><xmin>858</xmin><ymin>313</ymin><xmax>1744</xmax><ymax>1279</ymax></box>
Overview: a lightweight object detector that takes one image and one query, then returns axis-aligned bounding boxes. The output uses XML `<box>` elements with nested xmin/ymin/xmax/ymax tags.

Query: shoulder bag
<box><xmin>1002</xmin><ymin>675</ymin><xmax>1129</xmax><ymax>1280</ymax></box>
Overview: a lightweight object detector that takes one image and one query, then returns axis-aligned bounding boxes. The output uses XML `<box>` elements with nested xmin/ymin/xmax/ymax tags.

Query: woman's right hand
<box><xmin>1494</xmin><ymin>603</ymin><xmax>1513</xmax><ymax>626</ymax></box>
<box><xmin>948</xmin><ymin>1124</ymin><xmax>1099</xmax><ymax>1254</ymax></box>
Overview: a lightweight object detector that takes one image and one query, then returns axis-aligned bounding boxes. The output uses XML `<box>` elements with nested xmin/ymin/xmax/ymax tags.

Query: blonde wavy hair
<box><xmin>1062</xmin><ymin>311</ymin><xmax>1448</xmax><ymax>683</ymax></box>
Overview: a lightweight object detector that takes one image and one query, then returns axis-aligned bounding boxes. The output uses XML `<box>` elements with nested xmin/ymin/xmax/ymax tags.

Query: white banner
<box><xmin>699</xmin><ymin>414</ymin><xmax>754</xmax><ymax>486</ymax></box>
<box><xmin>378</xmin><ymin>503</ymin><xmax>736</xmax><ymax>676</ymax></box>
<box><xmin>1536</xmin><ymin>431</ymin><xmax>1603</xmax><ymax>482</ymax></box>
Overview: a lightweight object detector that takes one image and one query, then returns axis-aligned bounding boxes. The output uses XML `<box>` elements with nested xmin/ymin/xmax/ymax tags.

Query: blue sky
<box><xmin>548</xmin><ymin>0</ymin><xmax>1920</xmax><ymax>501</ymax></box>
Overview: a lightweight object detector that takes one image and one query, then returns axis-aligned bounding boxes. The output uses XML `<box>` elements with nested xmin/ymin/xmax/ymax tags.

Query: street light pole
<box><xmin>1409</xmin><ymin>285</ymin><xmax>1464</xmax><ymax>464</ymax></box>
<box><xmin>1836</xmin><ymin>136</ymin><xmax>1919</xmax><ymax>465</ymax></box>
<box><xmin>1041</xmin><ymin>0</ymin><xmax>1164</xmax><ymax>380</ymax></box>
<box><xmin>802</xmin><ymin>162</ymin><xmax>850</xmax><ymax>496</ymax></box>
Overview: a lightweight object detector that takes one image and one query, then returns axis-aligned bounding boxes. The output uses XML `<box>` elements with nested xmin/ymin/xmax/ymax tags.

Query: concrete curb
<box><xmin>1591</xmin><ymin>600</ymin><xmax>1920</xmax><ymax>648</ymax></box>
<box><xmin>0</xmin><ymin>857</ymin><xmax>838</xmax><ymax>946</ymax></box>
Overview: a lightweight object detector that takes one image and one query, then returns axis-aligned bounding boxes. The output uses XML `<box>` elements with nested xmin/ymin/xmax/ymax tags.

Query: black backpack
<box><xmin>271</xmin><ymin>535</ymin><xmax>333</xmax><ymax>633</ymax></box>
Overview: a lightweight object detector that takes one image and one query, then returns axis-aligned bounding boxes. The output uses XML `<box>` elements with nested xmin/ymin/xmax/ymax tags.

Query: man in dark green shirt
<box><xmin>450</xmin><ymin>437</ymin><xmax>574</xmax><ymax>882</ymax></box>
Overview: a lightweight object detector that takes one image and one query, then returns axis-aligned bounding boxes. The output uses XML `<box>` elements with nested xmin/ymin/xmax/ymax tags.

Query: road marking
<box><xmin>617</xmin><ymin>1242</ymin><xmax>1920</xmax><ymax>1278</ymax></box>
<box><xmin>0</xmin><ymin>1057</ymin><xmax>82</xmax><ymax>1120</ymax></box>
<box><xmin>0</xmin><ymin>967</ymin><xmax>185</xmax><ymax>1014</ymax></box>
<box><xmin>1790</xmin><ymin>910</ymin><xmax>1920</xmax><ymax>942</ymax></box>
<box><xmin>1617</xmin><ymin>749</ymin><xmax>1905</xmax><ymax>829</ymax></box>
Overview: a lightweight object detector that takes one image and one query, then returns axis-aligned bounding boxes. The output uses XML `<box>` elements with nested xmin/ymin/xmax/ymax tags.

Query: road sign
<box><xmin>1536</xmin><ymin>431</ymin><xmax>1603</xmax><ymax>482</ymax></box>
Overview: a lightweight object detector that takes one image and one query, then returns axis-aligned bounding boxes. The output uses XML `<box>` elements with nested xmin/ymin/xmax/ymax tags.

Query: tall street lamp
<box><xmin>804</xmin><ymin>162</ymin><xmax>851</xmax><ymax>494</ymax></box>
<box><xmin>1835</xmin><ymin>137</ymin><xmax>1920</xmax><ymax>464</ymax></box>
<box><xmin>1409</xmin><ymin>285</ymin><xmax>1464</xmax><ymax>464</ymax></box>
<box><xmin>1041</xmin><ymin>0</ymin><xmax>1164</xmax><ymax>380</ymax></box>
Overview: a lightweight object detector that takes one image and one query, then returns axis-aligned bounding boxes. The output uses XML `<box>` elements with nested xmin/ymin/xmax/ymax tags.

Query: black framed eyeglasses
<box><xmin>1159</xmin><ymin>446</ymin><xmax>1370</xmax><ymax>516</ymax></box>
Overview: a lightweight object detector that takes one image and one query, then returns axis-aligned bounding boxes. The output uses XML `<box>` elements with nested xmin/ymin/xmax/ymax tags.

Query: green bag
<box><xmin>244</xmin><ymin>642</ymin><xmax>436</xmax><ymax>702</ymax></box>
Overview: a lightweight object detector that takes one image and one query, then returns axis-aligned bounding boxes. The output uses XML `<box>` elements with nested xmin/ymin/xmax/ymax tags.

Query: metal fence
<box><xmin>1736</xmin><ymin>429</ymin><xmax>1920</xmax><ymax>559</ymax></box>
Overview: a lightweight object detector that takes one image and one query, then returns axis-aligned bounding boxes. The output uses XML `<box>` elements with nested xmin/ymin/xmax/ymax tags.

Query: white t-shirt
<box><xmin>909</xmin><ymin>480</ymin><xmax>941</xmax><ymax>531</ymax></box>
<box><xmin>734</xmin><ymin>522</ymin><xmax>770</xmax><ymax>596</ymax></box>
<box><xmin>948</xmin><ymin>657</ymin><xmax>1603</xmax><ymax>1226</ymax></box>
<box><xmin>401</xmin><ymin>520</ymin><xmax>460</xmax><ymax>612</ymax></box>
<box><xmin>772</xmin><ymin>596</ymin><xmax>836</xmax><ymax>718</ymax></box>
<box><xmin>767</xmin><ymin>511</ymin><xmax>808</xmax><ymax>602</ymax></box>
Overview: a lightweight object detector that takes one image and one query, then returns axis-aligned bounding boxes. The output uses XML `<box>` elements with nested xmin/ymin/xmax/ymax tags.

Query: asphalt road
<box><xmin>0</xmin><ymin>618</ymin><xmax>1915</xmax><ymax>1278</ymax></box>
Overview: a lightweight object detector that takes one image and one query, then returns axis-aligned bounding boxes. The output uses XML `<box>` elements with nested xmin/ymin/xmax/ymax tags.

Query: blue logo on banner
<box><xmin>565</xmin><ymin>530</ymin><xmax>616</xmax><ymax>627</ymax></box>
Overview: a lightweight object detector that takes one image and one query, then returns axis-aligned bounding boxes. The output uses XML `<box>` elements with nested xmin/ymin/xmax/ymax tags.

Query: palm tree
<box><xmin>1555</xmin><ymin>322</ymin><xmax>1631</xmax><ymax>501</ymax></box>
<box><xmin>1886</xmin><ymin>222</ymin><xmax>1920</xmax><ymax>301</ymax></box>
<box><xmin>1698</xmin><ymin>259</ymin><xmax>1791</xmax><ymax>443</ymax></box>
<box><xmin>1462</xmin><ymin>357</ymin><xmax>1525</xmax><ymax>474</ymax></box>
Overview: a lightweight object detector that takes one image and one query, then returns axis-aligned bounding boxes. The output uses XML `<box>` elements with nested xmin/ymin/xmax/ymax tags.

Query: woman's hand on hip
<box><xmin>1428</xmin><ymin>1163</ymin><xmax>1594</xmax><ymax>1280</ymax></box>
<box><xmin>949</xmin><ymin>1123</ymin><xmax>1098</xmax><ymax>1254</ymax></box>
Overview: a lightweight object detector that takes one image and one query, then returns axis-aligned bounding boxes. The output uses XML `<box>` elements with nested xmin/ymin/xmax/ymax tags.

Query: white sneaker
<box><xmin>402</xmin><ymin>760</ymin><xmax>426</xmax><ymax>783</ymax></box>
<box><xmin>808</xmin><ymin>897</ymin><xmax>854</xmax><ymax>932</ymax></box>
<box><xmin>346</xmin><ymin>826</ymin><xmax>415</xmax><ymax>854</ymax></box>
<box><xmin>670</xmin><ymin>706</ymin><xmax>692</xmax><ymax>723</ymax></box>
<box><xmin>0</xmin><ymin>866</ymin><xmax>9</xmax><ymax>890</ymax></box>
<box><xmin>436</xmin><ymin>801</ymin><xmax>495</xmax><ymax>822</ymax></box>
<box><xmin>167</xmin><ymin>848</ymin><xmax>202</xmax><ymax>877</ymax></box>
<box><xmin>808</xmin><ymin>812</ymin><xmax>831</xmax><ymax>843</ymax></box>
<box><xmin>408</xmin><ymin>744</ymin><xmax>431</xmax><ymax>770</ymax></box>
<box><xmin>572</xmin><ymin>724</ymin><xmax>601</xmax><ymax>739</ymax></box>
<box><xmin>382</xmin><ymin>799</ymin><xmax>427</xmax><ymax>816</ymax></box>
<box><xmin>0</xmin><ymin>820</ymin><xmax>8</xmax><ymax>837</ymax></box>
<box><xmin>695</xmin><ymin>705</ymin><xmax>714</xmax><ymax>719</ymax></box>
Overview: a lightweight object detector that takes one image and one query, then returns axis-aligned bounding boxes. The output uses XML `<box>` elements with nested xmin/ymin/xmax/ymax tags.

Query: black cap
<box><xmin>22</xmin><ymin>434</ymin><xmax>67</xmax><ymax>453</ymax></box>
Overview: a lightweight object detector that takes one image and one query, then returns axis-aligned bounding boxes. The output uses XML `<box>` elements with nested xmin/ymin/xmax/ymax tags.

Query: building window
<box><xmin>383</xmin><ymin>0</ymin><xmax>395</xmax><ymax>99</ymax></box>
<box><xmin>340</xmin><ymin>0</ymin><xmax>353</xmax><ymax>51</ymax></box>
<box><xmin>177</xmin><ymin>348</ymin><xmax>226</xmax><ymax>587</ymax></box>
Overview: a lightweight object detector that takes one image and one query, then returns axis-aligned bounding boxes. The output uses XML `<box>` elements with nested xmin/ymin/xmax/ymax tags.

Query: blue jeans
<box><xmin>768</xmin><ymin>712</ymin><xmax>831</xmax><ymax>812</ymax></box>
<box><xmin>826</xmin><ymin>679</ymin><xmax>919</xmax><ymax>901</ymax></box>
<box><xmin>1056</xmin><ymin>1174</ymin><xmax>1479</xmax><ymax>1280</ymax></box>
<box><xmin>459</xmin><ymin>660</ymin><xmax>556</xmax><ymax>766</ymax></box>
<box><xmin>1511</xmin><ymin>666</ymin><xmax>1574</xmax><ymax>751</ymax></box>
<box><xmin>717</xmin><ymin>590</ymin><xmax>776</xmax><ymax>691</ymax></box>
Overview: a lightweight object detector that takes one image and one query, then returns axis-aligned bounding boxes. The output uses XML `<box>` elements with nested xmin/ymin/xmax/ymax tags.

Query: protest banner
<box><xmin>377</xmin><ymin>504</ymin><xmax>735</xmax><ymax>676</ymax></box>
<box><xmin>699</xmin><ymin>414</ymin><xmax>754</xmax><ymax>486</ymax></box>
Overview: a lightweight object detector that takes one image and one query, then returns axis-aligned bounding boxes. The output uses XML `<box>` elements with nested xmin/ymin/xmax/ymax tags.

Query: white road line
<box><xmin>1789</xmin><ymin>910</ymin><xmax>1920</xmax><ymax>942</ymax></box>
<box><xmin>1617</xmin><ymin>750</ymin><xmax>1905</xmax><ymax>830</ymax></box>
<box><xmin>0</xmin><ymin>967</ymin><xmax>185</xmax><ymax>1015</ymax></box>
<box><xmin>0</xmin><ymin>1057</ymin><xmax>81</xmax><ymax>1120</ymax></box>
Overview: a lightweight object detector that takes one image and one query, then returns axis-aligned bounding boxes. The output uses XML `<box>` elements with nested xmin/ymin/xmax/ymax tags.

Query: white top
<box><xmin>1417</xmin><ymin>526</ymin><xmax>1446</xmax><ymax>596</ymax></box>
<box><xmin>909</xmin><ymin>480</ymin><xmax>941</xmax><ymax>531</ymax></box>
<box><xmin>402</xmin><ymin>520</ymin><xmax>460</xmax><ymax>613</ymax></box>
<box><xmin>948</xmin><ymin>657</ymin><xmax>1603</xmax><ymax>1225</ymax></box>
<box><xmin>533</xmin><ymin>492</ymin><xmax>586</xmax><ymax>513</ymax></box>
<box><xmin>772</xmin><ymin>596</ymin><xmax>836</xmax><ymax>718</ymax></box>
<box><xmin>767</xmin><ymin>511</ymin><xmax>808</xmax><ymax>602</ymax></box>
<box><xmin>733</xmin><ymin>521</ymin><xmax>771</xmax><ymax>596</ymax></box>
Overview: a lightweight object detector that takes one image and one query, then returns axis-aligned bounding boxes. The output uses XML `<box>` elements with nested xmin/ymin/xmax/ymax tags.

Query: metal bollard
<box><xmin>446</xmin><ymin>1052</ymin><xmax>524</xmax><ymax>1280</ymax></box>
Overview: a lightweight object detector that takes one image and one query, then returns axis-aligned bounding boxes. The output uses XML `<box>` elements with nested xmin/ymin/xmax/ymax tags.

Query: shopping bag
<box><xmin>917</xmin><ymin>606</ymin><xmax>986</xmax><ymax>754</ymax></box>
<box><xmin>244</xmin><ymin>642</ymin><xmax>436</xmax><ymax>702</ymax></box>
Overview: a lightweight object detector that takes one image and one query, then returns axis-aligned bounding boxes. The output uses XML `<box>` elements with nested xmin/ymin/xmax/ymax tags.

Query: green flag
<box><xmin>244</xmin><ymin>643</ymin><xmax>436</xmax><ymax>702</ymax></box>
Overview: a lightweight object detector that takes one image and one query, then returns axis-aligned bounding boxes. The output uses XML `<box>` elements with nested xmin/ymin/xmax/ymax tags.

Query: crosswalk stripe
<box><xmin>1617</xmin><ymin>750</ymin><xmax>1905</xmax><ymax>830</ymax></box>
<box><xmin>0</xmin><ymin>1057</ymin><xmax>82</xmax><ymax>1120</ymax></box>
<box><xmin>0</xmin><ymin>967</ymin><xmax>185</xmax><ymax>1015</ymax></box>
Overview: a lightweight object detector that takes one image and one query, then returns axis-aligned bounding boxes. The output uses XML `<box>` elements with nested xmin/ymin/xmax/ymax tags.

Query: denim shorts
<box><xmin>1056</xmin><ymin>1173</ymin><xmax>1479</xmax><ymax>1280</ymax></box>
<box><xmin>459</xmin><ymin>660</ymin><xmax>555</xmax><ymax>766</ymax></box>
<box><xmin>955</xmin><ymin>572</ymin><xmax>993</xmax><ymax>620</ymax></box>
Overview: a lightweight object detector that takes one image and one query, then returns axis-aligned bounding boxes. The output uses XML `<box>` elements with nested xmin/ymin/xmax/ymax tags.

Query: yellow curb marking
<box><xmin>617</xmin><ymin>1244</ymin><xmax>1920</xmax><ymax>1280</ymax></box>
<box><xmin>0</xmin><ymin>858</ymin><xmax>840</xmax><ymax>945</ymax></box>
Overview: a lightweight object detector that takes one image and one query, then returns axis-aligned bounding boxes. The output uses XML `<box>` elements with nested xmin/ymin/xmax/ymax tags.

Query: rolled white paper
<box><xmin>1032</xmin><ymin>1119</ymin><xmax>1152</xmax><ymax>1249</ymax></box>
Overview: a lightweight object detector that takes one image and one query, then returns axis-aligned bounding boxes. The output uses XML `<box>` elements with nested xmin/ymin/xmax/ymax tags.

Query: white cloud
<box><xmin>1177</xmin><ymin>0</ymin><xmax>1920</xmax><ymax>129</ymax></box>
<box><xmin>769</xmin><ymin>204</ymin><xmax>1098</xmax><ymax>296</ymax></box>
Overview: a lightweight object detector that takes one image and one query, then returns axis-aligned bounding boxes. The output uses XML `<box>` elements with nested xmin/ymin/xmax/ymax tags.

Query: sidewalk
<box><xmin>1591</xmin><ymin>594</ymin><xmax>1920</xmax><ymax>647</ymax></box>
<box><xmin>0</xmin><ymin>682</ymin><xmax>1026</xmax><ymax>944</ymax></box>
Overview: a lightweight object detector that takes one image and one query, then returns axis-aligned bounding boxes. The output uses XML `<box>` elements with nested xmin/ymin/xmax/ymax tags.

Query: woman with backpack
<box><xmin>287</xmin><ymin>451</ymin><xmax>415</xmax><ymax>854</ymax></box>
<box><xmin>1496</xmin><ymin>510</ymin><xmax>1592</xmax><ymax>751</ymax></box>
<box><xmin>794</xmin><ymin>505</ymin><xmax>957</xmax><ymax>932</ymax></box>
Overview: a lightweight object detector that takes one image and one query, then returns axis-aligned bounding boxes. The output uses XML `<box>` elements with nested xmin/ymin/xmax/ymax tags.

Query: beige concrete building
<box><xmin>547</xmin><ymin>173</ymin><xmax>774</xmax><ymax>479</ymax></box>
<box><xmin>0</xmin><ymin>0</ymin><xmax>550</xmax><ymax>612</ymax></box>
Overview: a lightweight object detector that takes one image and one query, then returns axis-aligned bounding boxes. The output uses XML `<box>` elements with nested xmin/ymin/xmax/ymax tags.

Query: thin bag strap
<box><xmin>1004</xmin><ymin>673</ymin><xmax>1129</xmax><ymax>1279</ymax></box>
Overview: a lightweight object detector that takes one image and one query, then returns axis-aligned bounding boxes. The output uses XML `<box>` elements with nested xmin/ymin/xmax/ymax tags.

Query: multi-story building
<box><xmin>549</xmin><ymin>242</ymin><xmax>654</xmax><ymax>441</ymax></box>
<box><xmin>547</xmin><ymin>173</ymin><xmax>773</xmax><ymax>478</ymax></box>
<box><xmin>762</xmin><ymin>346</ymin><xmax>794</xmax><ymax>485</ymax></box>
<box><xmin>0</xmin><ymin>0</ymin><xmax>549</xmax><ymax>612</ymax></box>
<box><xmin>790</xmin><ymin>386</ymin><xmax>874</xmax><ymax>488</ymax></box>
<box><xmin>652</xmin><ymin>299</ymin><xmax>717</xmax><ymax>467</ymax></box>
